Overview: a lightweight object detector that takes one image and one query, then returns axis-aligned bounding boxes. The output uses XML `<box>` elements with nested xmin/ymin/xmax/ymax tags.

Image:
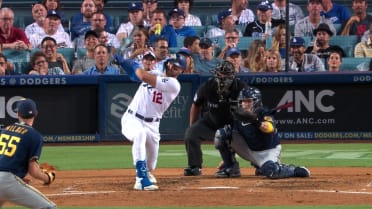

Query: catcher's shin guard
<box><xmin>134</xmin><ymin>160</ymin><xmax>159</xmax><ymax>190</ymax></box>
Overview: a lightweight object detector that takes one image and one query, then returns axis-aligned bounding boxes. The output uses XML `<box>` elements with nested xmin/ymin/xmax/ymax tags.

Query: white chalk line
<box><xmin>298</xmin><ymin>189</ymin><xmax>372</xmax><ymax>195</ymax></box>
<box><xmin>47</xmin><ymin>190</ymin><xmax>116</xmax><ymax>197</ymax></box>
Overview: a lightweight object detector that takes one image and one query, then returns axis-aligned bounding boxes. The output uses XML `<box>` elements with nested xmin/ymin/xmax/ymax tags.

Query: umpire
<box><xmin>184</xmin><ymin>60</ymin><xmax>247</xmax><ymax>176</ymax></box>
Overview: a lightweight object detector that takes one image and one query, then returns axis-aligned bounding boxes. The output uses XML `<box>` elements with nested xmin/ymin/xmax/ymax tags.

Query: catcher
<box><xmin>214</xmin><ymin>87</ymin><xmax>310</xmax><ymax>178</ymax></box>
<box><xmin>0</xmin><ymin>98</ymin><xmax>56</xmax><ymax>208</ymax></box>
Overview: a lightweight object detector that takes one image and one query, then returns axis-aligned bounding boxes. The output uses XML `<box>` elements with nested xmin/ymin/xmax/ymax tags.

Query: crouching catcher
<box><xmin>214</xmin><ymin>87</ymin><xmax>310</xmax><ymax>178</ymax></box>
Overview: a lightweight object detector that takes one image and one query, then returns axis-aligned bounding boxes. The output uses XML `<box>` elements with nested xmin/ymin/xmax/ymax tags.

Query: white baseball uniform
<box><xmin>121</xmin><ymin>72</ymin><xmax>181</xmax><ymax>172</ymax></box>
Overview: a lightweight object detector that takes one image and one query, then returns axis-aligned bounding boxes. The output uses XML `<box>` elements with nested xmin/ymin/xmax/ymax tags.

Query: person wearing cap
<box><xmin>305</xmin><ymin>23</ymin><xmax>346</xmax><ymax>59</ymax></box>
<box><xmin>271</xmin><ymin>0</ymin><xmax>304</xmax><ymax>26</ymax></box>
<box><xmin>148</xmin><ymin>9</ymin><xmax>177</xmax><ymax>48</ymax></box>
<box><xmin>294</xmin><ymin>0</ymin><xmax>336</xmax><ymax>39</ymax></box>
<box><xmin>25</xmin><ymin>2</ymin><xmax>65</xmax><ymax>40</ymax></box>
<box><xmin>40</xmin><ymin>36</ymin><xmax>71</xmax><ymax>74</ymax></box>
<box><xmin>288</xmin><ymin>36</ymin><xmax>325</xmax><ymax>72</ymax></box>
<box><xmin>70</xmin><ymin>0</ymin><xmax>97</xmax><ymax>41</ymax></box>
<box><xmin>29</xmin><ymin>9</ymin><xmax>72</xmax><ymax>49</ymax></box>
<box><xmin>229</xmin><ymin>0</ymin><xmax>255</xmax><ymax>26</ymax></box>
<box><xmin>174</xmin><ymin>0</ymin><xmax>201</xmax><ymax>26</ymax></box>
<box><xmin>168</xmin><ymin>8</ymin><xmax>197</xmax><ymax>38</ymax></box>
<box><xmin>192</xmin><ymin>37</ymin><xmax>221</xmax><ymax>74</ymax></box>
<box><xmin>116</xmin><ymin>2</ymin><xmax>145</xmax><ymax>43</ymax></box>
<box><xmin>0</xmin><ymin>7</ymin><xmax>31</xmax><ymax>50</ymax></box>
<box><xmin>320</xmin><ymin>0</ymin><xmax>351</xmax><ymax>25</ymax></box>
<box><xmin>72</xmin><ymin>30</ymin><xmax>100</xmax><ymax>74</ymax></box>
<box><xmin>341</xmin><ymin>0</ymin><xmax>372</xmax><ymax>37</ymax></box>
<box><xmin>141</xmin><ymin>50</ymin><xmax>157</xmax><ymax>71</ymax></box>
<box><xmin>42</xmin><ymin>0</ymin><xmax>69</xmax><ymax>29</ymax></box>
<box><xmin>0</xmin><ymin>98</ymin><xmax>57</xmax><ymax>208</ymax></box>
<box><xmin>217</xmin><ymin>28</ymin><xmax>241</xmax><ymax>59</ymax></box>
<box><xmin>243</xmin><ymin>0</ymin><xmax>285</xmax><ymax>39</ymax></box>
<box><xmin>226</xmin><ymin>47</ymin><xmax>249</xmax><ymax>73</ymax></box>
<box><xmin>206</xmin><ymin>9</ymin><xmax>243</xmax><ymax>39</ymax></box>
<box><xmin>82</xmin><ymin>44</ymin><xmax>120</xmax><ymax>75</ymax></box>
<box><xmin>114</xmin><ymin>51</ymin><xmax>187</xmax><ymax>190</ymax></box>
<box><xmin>177</xmin><ymin>47</ymin><xmax>194</xmax><ymax>73</ymax></box>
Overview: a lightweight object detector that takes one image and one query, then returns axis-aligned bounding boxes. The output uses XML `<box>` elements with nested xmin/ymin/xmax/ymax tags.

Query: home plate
<box><xmin>199</xmin><ymin>186</ymin><xmax>239</xmax><ymax>190</ymax></box>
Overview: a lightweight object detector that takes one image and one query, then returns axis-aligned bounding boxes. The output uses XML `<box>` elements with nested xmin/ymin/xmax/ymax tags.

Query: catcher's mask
<box><xmin>238</xmin><ymin>87</ymin><xmax>263</xmax><ymax>112</ymax></box>
<box><xmin>213</xmin><ymin>60</ymin><xmax>236</xmax><ymax>98</ymax></box>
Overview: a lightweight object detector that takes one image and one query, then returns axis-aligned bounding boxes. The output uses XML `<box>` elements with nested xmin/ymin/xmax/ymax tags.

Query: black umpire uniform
<box><xmin>184</xmin><ymin>61</ymin><xmax>247</xmax><ymax>176</ymax></box>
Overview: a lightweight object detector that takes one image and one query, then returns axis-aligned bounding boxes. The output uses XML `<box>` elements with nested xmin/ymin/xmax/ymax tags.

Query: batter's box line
<box><xmin>298</xmin><ymin>189</ymin><xmax>372</xmax><ymax>195</ymax></box>
<box><xmin>47</xmin><ymin>191</ymin><xmax>116</xmax><ymax>196</ymax></box>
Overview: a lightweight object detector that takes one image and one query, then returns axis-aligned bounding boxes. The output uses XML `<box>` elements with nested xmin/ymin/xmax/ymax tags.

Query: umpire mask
<box><xmin>214</xmin><ymin>61</ymin><xmax>236</xmax><ymax>99</ymax></box>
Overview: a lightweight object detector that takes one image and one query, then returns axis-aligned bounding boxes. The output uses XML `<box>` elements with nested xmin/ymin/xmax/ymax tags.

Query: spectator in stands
<box><xmin>142</xmin><ymin>0</ymin><xmax>158</xmax><ymax>27</ymax></box>
<box><xmin>121</xmin><ymin>26</ymin><xmax>149</xmax><ymax>63</ymax></box>
<box><xmin>82</xmin><ymin>44</ymin><xmax>121</xmax><ymax>75</ymax></box>
<box><xmin>0</xmin><ymin>7</ymin><xmax>31</xmax><ymax>50</ymax></box>
<box><xmin>264</xmin><ymin>49</ymin><xmax>283</xmax><ymax>72</ymax></box>
<box><xmin>294</xmin><ymin>0</ymin><xmax>336</xmax><ymax>39</ymax></box>
<box><xmin>42</xmin><ymin>0</ymin><xmax>68</xmax><ymax>29</ymax></box>
<box><xmin>271</xmin><ymin>24</ymin><xmax>286</xmax><ymax>59</ymax></box>
<box><xmin>168</xmin><ymin>8</ymin><xmax>197</xmax><ymax>38</ymax></box>
<box><xmin>206</xmin><ymin>9</ymin><xmax>243</xmax><ymax>39</ymax></box>
<box><xmin>177</xmin><ymin>47</ymin><xmax>194</xmax><ymax>73</ymax></box>
<box><xmin>354</xmin><ymin>28</ymin><xmax>372</xmax><ymax>57</ymax></box>
<box><xmin>70</xmin><ymin>0</ymin><xmax>96</xmax><ymax>41</ymax></box>
<box><xmin>288</xmin><ymin>37</ymin><xmax>325</xmax><ymax>72</ymax></box>
<box><xmin>229</xmin><ymin>0</ymin><xmax>255</xmax><ymax>26</ymax></box>
<box><xmin>243</xmin><ymin>39</ymin><xmax>266</xmax><ymax>72</ymax></box>
<box><xmin>116</xmin><ymin>3</ymin><xmax>145</xmax><ymax>43</ymax></box>
<box><xmin>320</xmin><ymin>0</ymin><xmax>351</xmax><ymax>25</ymax></box>
<box><xmin>148</xmin><ymin>9</ymin><xmax>177</xmax><ymax>48</ymax></box>
<box><xmin>305</xmin><ymin>23</ymin><xmax>346</xmax><ymax>59</ymax></box>
<box><xmin>92</xmin><ymin>0</ymin><xmax>114</xmax><ymax>33</ymax></box>
<box><xmin>341</xmin><ymin>0</ymin><xmax>372</xmax><ymax>37</ymax></box>
<box><xmin>271</xmin><ymin>0</ymin><xmax>304</xmax><ymax>26</ymax></box>
<box><xmin>174</xmin><ymin>0</ymin><xmax>201</xmax><ymax>26</ymax></box>
<box><xmin>29</xmin><ymin>10</ymin><xmax>72</xmax><ymax>48</ymax></box>
<box><xmin>141</xmin><ymin>50</ymin><xmax>156</xmax><ymax>71</ymax></box>
<box><xmin>243</xmin><ymin>0</ymin><xmax>285</xmax><ymax>40</ymax></box>
<box><xmin>72</xmin><ymin>30</ymin><xmax>99</xmax><ymax>74</ymax></box>
<box><xmin>217</xmin><ymin>28</ymin><xmax>240</xmax><ymax>59</ymax></box>
<box><xmin>327</xmin><ymin>50</ymin><xmax>342</xmax><ymax>72</ymax></box>
<box><xmin>29</xmin><ymin>51</ymin><xmax>65</xmax><ymax>75</ymax></box>
<box><xmin>25</xmin><ymin>3</ymin><xmax>65</xmax><ymax>40</ymax></box>
<box><xmin>41</xmin><ymin>36</ymin><xmax>71</xmax><ymax>74</ymax></box>
<box><xmin>0</xmin><ymin>53</ymin><xmax>18</xmax><ymax>75</ymax></box>
<box><xmin>192</xmin><ymin>37</ymin><xmax>221</xmax><ymax>74</ymax></box>
<box><xmin>183</xmin><ymin>35</ymin><xmax>200</xmax><ymax>55</ymax></box>
<box><xmin>90</xmin><ymin>12</ymin><xmax>119</xmax><ymax>48</ymax></box>
<box><xmin>152</xmin><ymin>37</ymin><xmax>171</xmax><ymax>73</ymax></box>
<box><xmin>225</xmin><ymin>47</ymin><xmax>249</xmax><ymax>73</ymax></box>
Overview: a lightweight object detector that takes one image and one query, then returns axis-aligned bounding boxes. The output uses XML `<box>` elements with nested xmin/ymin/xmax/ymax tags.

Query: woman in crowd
<box><xmin>271</xmin><ymin>24</ymin><xmax>287</xmax><ymax>59</ymax></box>
<box><xmin>243</xmin><ymin>39</ymin><xmax>266</xmax><ymax>72</ymax></box>
<box><xmin>29</xmin><ymin>51</ymin><xmax>65</xmax><ymax>75</ymax></box>
<box><xmin>264</xmin><ymin>49</ymin><xmax>283</xmax><ymax>72</ymax></box>
<box><xmin>327</xmin><ymin>51</ymin><xmax>342</xmax><ymax>72</ymax></box>
<box><xmin>121</xmin><ymin>26</ymin><xmax>150</xmax><ymax>63</ymax></box>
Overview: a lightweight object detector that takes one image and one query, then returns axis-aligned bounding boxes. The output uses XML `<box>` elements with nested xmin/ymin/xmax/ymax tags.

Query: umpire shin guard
<box><xmin>134</xmin><ymin>160</ymin><xmax>158</xmax><ymax>190</ymax></box>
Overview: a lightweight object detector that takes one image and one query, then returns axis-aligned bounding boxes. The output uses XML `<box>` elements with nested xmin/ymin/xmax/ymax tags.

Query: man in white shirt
<box><xmin>29</xmin><ymin>10</ymin><xmax>72</xmax><ymax>48</ymax></box>
<box><xmin>271</xmin><ymin>0</ymin><xmax>304</xmax><ymax>26</ymax></box>
<box><xmin>230</xmin><ymin>0</ymin><xmax>255</xmax><ymax>26</ymax></box>
<box><xmin>174</xmin><ymin>0</ymin><xmax>202</xmax><ymax>26</ymax></box>
<box><xmin>116</xmin><ymin>2</ymin><xmax>145</xmax><ymax>42</ymax></box>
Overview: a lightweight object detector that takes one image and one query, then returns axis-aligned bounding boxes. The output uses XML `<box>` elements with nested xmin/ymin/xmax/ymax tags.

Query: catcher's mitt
<box><xmin>40</xmin><ymin>162</ymin><xmax>56</xmax><ymax>185</ymax></box>
<box><xmin>232</xmin><ymin>108</ymin><xmax>259</xmax><ymax>123</ymax></box>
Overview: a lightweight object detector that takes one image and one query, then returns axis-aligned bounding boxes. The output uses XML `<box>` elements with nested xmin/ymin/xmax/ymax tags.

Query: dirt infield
<box><xmin>11</xmin><ymin>167</ymin><xmax>372</xmax><ymax>207</ymax></box>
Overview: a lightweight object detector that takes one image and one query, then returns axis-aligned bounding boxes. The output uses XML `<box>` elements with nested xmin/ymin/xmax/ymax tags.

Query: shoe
<box><xmin>255</xmin><ymin>168</ymin><xmax>264</xmax><ymax>176</ymax></box>
<box><xmin>215</xmin><ymin>162</ymin><xmax>241</xmax><ymax>178</ymax></box>
<box><xmin>134</xmin><ymin>177</ymin><xmax>159</xmax><ymax>191</ymax></box>
<box><xmin>294</xmin><ymin>166</ymin><xmax>310</xmax><ymax>177</ymax></box>
<box><xmin>147</xmin><ymin>171</ymin><xmax>157</xmax><ymax>184</ymax></box>
<box><xmin>184</xmin><ymin>167</ymin><xmax>202</xmax><ymax>176</ymax></box>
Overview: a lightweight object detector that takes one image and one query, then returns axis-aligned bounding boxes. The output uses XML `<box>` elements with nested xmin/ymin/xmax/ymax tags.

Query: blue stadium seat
<box><xmin>57</xmin><ymin>48</ymin><xmax>76</xmax><ymax>67</ymax></box>
<box><xmin>340</xmin><ymin>57</ymin><xmax>371</xmax><ymax>71</ymax></box>
<box><xmin>190</xmin><ymin>26</ymin><xmax>207</xmax><ymax>37</ymax></box>
<box><xmin>330</xmin><ymin>35</ymin><xmax>359</xmax><ymax>57</ymax></box>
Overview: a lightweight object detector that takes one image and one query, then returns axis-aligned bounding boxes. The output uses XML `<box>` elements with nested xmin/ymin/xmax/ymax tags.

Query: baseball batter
<box><xmin>116</xmin><ymin>53</ymin><xmax>187</xmax><ymax>190</ymax></box>
<box><xmin>0</xmin><ymin>98</ymin><xmax>56</xmax><ymax>208</ymax></box>
<box><xmin>214</xmin><ymin>87</ymin><xmax>310</xmax><ymax>178</ymax></box>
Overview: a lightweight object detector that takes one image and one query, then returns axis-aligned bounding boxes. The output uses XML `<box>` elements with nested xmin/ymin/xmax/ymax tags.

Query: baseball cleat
<box><xmin>184</xmin><ymin>167</ymin><xmax>202</xmax><ymax>176</ymax></box>
<box><xmin>147</xmin><ymin>172</ymin><xmax>157</xmax><ymax>184</ymax></box>
<box><xmin>134</xmin><ymin>177</ymin><xmax>159</xmax><ymax>191</ymax></box>
<box><xmin>294</xmin><ymin>166</ymin><xmax>310</xmax><ymax>177</ymax></box>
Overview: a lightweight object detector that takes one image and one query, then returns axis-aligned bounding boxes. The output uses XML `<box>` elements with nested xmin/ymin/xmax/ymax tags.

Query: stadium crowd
<box><xmin>0</xmin><ymin>0</ymin><xmax>372</xmax><ymax>75</ymax></box>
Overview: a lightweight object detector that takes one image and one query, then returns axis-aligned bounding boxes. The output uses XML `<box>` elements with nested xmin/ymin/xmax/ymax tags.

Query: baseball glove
<box><xmin>40</xmin><ymin>162</ymin><xmax>56</xmax><ymax>185</ymax></box>
<box><xmin>232</xmin><ymin>107</ymin><xmax>259</xmax><ymax>124</ymax></box>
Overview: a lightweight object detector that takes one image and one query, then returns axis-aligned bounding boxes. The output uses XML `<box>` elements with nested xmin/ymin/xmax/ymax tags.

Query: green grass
<box><xmin>40</xmin><ymin>143</ymin><xmax>372</xmax><ymax>170</ymax></box>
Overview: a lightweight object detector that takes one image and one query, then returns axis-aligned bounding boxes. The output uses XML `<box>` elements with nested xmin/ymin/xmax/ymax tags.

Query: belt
<box><xmin>128</xmin><ymin>109</ymin><xmax>160</xmax><ymax>122</ymax></box>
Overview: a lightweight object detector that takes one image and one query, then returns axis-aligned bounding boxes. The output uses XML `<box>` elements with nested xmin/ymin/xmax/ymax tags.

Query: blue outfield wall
<box><xmin>1</xmin><ymin>72</ymin><xmax>372</xmax><ymax>142</ymax></box>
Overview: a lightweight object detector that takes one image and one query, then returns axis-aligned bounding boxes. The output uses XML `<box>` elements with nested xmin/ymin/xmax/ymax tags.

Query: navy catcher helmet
<box><xmin>238</xmin><ymin>87</ymin><xmax>263</xmax><ymax>111</ymax></box>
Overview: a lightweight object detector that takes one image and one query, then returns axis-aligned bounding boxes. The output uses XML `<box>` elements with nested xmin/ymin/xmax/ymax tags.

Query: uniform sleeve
<box><xmin>155</xmin><ymin>76</ymin><xmax>180</xmax><ymax>94</ymax></box>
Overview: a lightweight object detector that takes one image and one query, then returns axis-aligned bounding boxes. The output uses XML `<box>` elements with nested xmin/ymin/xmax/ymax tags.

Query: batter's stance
<box><xmin>0</xmin><ymin>98</ymin><xmax>56</xmax><ymax>208</ymax></box>
<box><xmin>117</xmin><ymin>53</ymin><xmax>187</xmax><ymax>190</ymax></box>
